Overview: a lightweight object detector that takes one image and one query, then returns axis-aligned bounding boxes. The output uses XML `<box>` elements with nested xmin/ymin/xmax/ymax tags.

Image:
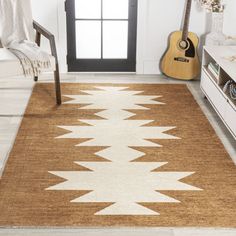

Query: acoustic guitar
<box><xmin>161</xmin><ymin>0</ymin><xmax>200</xmax><ymax>80</ymax></box>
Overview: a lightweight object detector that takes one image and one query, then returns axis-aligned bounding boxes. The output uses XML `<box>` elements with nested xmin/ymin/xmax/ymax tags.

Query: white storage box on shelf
<box><xmin>201</xmin><ymin>46</ymin><xmax>236</xmax><ymax>139</ymax></box>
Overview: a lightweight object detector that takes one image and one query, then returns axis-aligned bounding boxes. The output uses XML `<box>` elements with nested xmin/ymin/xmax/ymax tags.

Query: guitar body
<box><xmin>161</xmin><ymin>31</ymin><xmax>200</xmax><ymax>80</ymax></box>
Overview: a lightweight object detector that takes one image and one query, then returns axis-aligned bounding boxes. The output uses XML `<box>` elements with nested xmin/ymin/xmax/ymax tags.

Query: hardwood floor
<box><xmin>0</xmin><ymin>73</ymin><xmax>235</xmax><ymax>236</ymax></box>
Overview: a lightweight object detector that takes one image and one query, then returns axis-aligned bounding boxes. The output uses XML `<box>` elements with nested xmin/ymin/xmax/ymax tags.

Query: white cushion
<box><xmin>0</xmin><ymin>48</ymin><xmax>55</xmax><ymax>78</ymax></box>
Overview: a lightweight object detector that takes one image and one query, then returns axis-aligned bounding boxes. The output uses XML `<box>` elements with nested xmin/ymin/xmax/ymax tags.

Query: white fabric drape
<box><xmin>0</xmin><ymin>0</ymin><xmax>51</xmax><ymax>76</ymax></box>
<box><xmin>0</xmin><ymin>0</ymin><xmax>34</xmax><ymax>46</ymax></box>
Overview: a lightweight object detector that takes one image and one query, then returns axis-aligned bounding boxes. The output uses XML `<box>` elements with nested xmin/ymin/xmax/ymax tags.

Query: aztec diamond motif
<box><xmin>47</xmin><ymin>86</ymin><xmax>202</xmax><ymax>215</ymax></box>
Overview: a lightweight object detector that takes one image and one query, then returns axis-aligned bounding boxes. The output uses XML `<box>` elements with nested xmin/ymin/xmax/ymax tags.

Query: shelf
<box><xmin>203</xmin><ymin>65</ymin><xmax>236</xmax><ymax>110</ymax></box>
<box><xmin>203</xmin><ymin>46</ymin><xmax>236</xmax><ymax>82</ymax></box>
<box><xmin>221</xmin><ymin>85</ymin><xmax>236</xmax><ymax>109</ymax></box>
<box><xmin>203</xmin><ymin>66</ymin><xmax>219</xmax><ymax>84</ymax></box>
<box><xmin>201</xmin><ymin>46</ymin><xmax>236</xmax><ymax>139</ymax></box>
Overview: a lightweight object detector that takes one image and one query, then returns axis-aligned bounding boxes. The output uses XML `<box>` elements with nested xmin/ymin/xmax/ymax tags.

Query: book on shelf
<box><xmin>207</xmin><ymin>62</ymin><xmax>220</xmax><ymax>81</ymax></box>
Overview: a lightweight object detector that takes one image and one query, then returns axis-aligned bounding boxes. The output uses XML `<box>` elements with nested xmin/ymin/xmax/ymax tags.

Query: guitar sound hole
<box><xmin>179</xmin><ymin>40</ymin><xmax>189</xmax><ymax>50</ymax></box>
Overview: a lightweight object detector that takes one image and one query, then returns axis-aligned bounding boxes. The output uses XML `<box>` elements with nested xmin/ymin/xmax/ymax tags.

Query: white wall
<box><xmin>31</xmin><ymin>0</ymin><xmax>236</xmax><ymax>74</ymax></box>
<box><xmin>137</xmin><ymin>0</ymin><xmax>236</xmax><ymax>74</ymax></box>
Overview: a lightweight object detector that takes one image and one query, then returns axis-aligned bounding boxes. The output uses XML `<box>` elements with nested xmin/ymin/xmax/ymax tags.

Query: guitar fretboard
<box><xmin>182</xmin><ymin>0</ymin><xmax>192</xmax><ymax>41</ymax></box>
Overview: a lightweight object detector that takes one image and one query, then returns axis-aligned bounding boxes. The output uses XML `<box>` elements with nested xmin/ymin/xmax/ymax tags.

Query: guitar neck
<box><xmin>182</xmin><ymin>0</ymin><xmax>192</xmax><ymax>41</ymax></box>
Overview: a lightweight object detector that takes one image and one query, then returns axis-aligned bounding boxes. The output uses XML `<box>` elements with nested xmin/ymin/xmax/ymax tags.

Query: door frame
<box><xmin>65</xmin><ymin>0</ymin><xmax>138</xmax><ymax>72</ymax></box>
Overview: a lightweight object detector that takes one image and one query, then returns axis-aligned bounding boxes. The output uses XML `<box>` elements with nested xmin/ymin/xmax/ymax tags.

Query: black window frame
<box><xmin>65</xmin><ymin>0</ymin><xmax>138</xmax><ymax>72</ymax></box>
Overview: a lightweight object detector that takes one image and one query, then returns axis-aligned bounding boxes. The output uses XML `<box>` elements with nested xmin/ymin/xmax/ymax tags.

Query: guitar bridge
<box><xmin>174</xmin><ymin>57</ymin><xmax>190</xmax><ymax>63</ymax></box>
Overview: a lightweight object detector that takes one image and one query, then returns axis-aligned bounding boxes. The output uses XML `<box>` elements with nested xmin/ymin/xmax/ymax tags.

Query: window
<box><xmin>66</xmin><ymin>0</ymin><xmax>138</xmax><ymax>72</ymax></box>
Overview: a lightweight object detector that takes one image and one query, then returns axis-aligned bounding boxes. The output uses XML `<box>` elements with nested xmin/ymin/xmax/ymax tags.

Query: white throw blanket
<box><xmin>0</xmin><ymin>0</ymin><xmax>51</xmax><ymax>77</ymax></box>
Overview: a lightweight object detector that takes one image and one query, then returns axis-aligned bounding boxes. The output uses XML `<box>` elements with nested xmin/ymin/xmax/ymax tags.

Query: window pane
<box><xmin>76</xmin><ymin>21</ymin><xmax>101</xmax><ymax>59</ymax></box>
<box><xmin>103</xmin><ymin>0</ymin><xmax>129</xmax><ymax>19</ymax></box>
<box><xmin>75</xmin><ymin>0</ymin><xmax>101</xmax><ymax>19</ymax></box>
<box><xmin>103</xmin><ymin>21</ymin><xmax>128</xmax><ymax>59</ymax></box>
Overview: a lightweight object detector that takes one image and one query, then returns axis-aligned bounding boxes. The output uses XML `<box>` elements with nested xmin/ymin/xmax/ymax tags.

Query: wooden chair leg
<box><xmin>35</xmin><ymin>72</ymin><xmax>61</xmax><ymax>105</ymax></box>
<box><xmin>54</xmin><ymin>63</ymin><xmax>62</xmax><ymax>105</ymax></box>
<box><xmin>49</xmin><ymin>36</ymin><xmax>61</xmax><ymax>105</ymax></box>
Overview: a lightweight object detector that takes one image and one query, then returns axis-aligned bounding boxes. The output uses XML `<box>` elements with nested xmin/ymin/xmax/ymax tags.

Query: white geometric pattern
<box><xmin>47</xmin><ymin>86</ymin><xmax>202</xmax><ymax>215</ymax></box>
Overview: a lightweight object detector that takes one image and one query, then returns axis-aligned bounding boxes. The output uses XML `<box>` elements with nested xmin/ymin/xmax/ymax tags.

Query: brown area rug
<box><xmin>0</xmin><ymin>83</ymin><xmax>235</xmax><ymax>227</ymax></box>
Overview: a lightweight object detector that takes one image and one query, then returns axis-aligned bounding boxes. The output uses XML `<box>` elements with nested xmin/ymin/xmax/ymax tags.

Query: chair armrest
<box><xmin>33</xmin><ymin>20</ymin><xmax>58</xmax><ymax>64</ymax></box>
<box><xmin>33</xmin><ymin>21</ymin><xmax>54</xmax><ymax>40</ymax></box>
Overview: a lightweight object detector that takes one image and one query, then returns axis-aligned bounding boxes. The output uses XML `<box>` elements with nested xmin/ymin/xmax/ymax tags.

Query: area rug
<box><xmin>0</xmin><ymin>83</ymin><xmax>235</xmax><ymax>227</ymax></box>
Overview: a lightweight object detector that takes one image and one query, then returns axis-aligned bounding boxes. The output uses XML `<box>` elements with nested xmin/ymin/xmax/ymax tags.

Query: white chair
<box><xmin>0</xmin><ymin>21</ymin><xmax>62</xmax><ymax>105</ymax></box>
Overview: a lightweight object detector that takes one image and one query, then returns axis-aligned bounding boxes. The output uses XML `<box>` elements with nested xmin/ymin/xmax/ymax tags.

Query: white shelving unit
<box><xmin>201</xmin><ymin>46</ymin><xmax>236</xmax><ymax>139</ymax></box>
